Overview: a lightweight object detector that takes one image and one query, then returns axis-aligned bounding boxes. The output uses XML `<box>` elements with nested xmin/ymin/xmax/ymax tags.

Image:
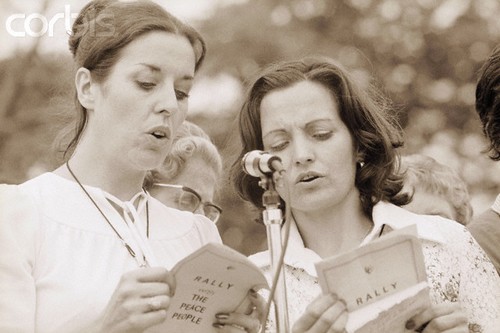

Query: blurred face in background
<box><xmin>150</xmin><ymin>155</ymin><xmax>222</xmax><ymax>222</ymax></box>
<box><xmin>169</xmin><ymin>155</ymin><xmax>218</xmax><ymax>209</ymax></box>
<box><xmin>402</xmin><ymin>187</ymin><xmax>456</xmax><ymax>221</ymax></box>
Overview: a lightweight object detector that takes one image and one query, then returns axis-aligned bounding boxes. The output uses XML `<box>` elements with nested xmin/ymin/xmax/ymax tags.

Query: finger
<box><xmin>214</xmin><ymin>312</ymin><xmax>261</xmax><ymax>333</ymax></box>
<box><xmin>126</xmin><ymin>309</ymin><xmax>168</xmax><ymax>331</ymax></box>
<box><xmin>308</xmin><ymin>301</ymin><xmax>347</xmax><ymax>333</ymax></box>
<box><xmin>143</xmin><ymin>295</ymin><xmax>171</xmax><ymax>313</ymax></box>
<box><xmin>213</xmin><ymin>323</ymin><xmax>249</xmax><ymax>333</ymax></box>
<box><xmin>135</xmin><ymin>268</ymin><xmax>175</xmax><ymax>296</ymax></box>
<box><xmin>234</xmin><ymin>296</ymin><xmax>252</xmax><ymax>315</ymax></box>
<box><xmin>136</xmin><ymin>282</ymin><xmax>171</xmax><ymax>298</ymax></box>
<box><xmin>135</xmin><ymin>267</ymin><xmax>171</xmax><ymax>283</ymax></box>
<box><xmin>326</xmin><ymin>310</ymin><xmax>348</xmax><ymax>333</ymax></box>
<box><xmin>420</xmin><ymin>312</ymin><xmax>468</xmax><ymax>333</ymax></box>
<box><xmin>249</xmin><ymin>289</ymin><xmax>267</xmax><ymax>322</ymax></box>
<box><xmin>406</xmin><ymin>303</ymin><xmax>462</xmax><ymax>331</ymax></box>
<box><xmin>292</xmin><ymin>293</ymin><xmax>339</xmax><ymax>332</ymax></box>
<box><xmin>430</xmin><ymin>328</ymin><xmax>469</xmax><ymax>333</ymax></box>
<box><xmin>165</xmin><ymin>270</ymin><xmax>176</xmax><ymax>296</ymax></box>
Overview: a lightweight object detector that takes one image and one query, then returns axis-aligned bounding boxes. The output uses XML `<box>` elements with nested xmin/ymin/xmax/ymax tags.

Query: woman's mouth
<box><xmin>148</xmin><ymin>126</ymin><xmax>171</xmax><ymax>140</ymax></box>
<box><xmin>151</xmin><ymin>131</ymin><xmax>166</xmax><ymax>139</ymax></box>
<box><xmin>300</xmin><ymin>175</ymin><xmax>319</xmax><ymax>182</ymax></box>
<box><xmin>296</xmin><ymin>172</ymin><xmax>322</xmax><ymax>184</ymax></box>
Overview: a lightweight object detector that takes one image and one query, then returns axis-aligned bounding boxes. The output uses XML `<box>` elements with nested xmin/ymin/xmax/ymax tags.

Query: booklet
<box><xmin>315</xmin><ymin>225</ymin><xmax>431</xmax><ymax>333</ymax></box>
<box><xmin>146</xmin><ymin>243</ymin><xmax>269</xmax><ymax>333</ymax></box>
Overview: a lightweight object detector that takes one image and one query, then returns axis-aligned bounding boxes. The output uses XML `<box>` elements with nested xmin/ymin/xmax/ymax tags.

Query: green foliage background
<box><xmin>1</xmin><ymin>0</ymin><xmax>499</xmax><ymax>254</ymax></box>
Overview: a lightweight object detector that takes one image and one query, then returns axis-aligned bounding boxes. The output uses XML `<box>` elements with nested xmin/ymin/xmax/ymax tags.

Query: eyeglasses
<box><xmin>151</xmin><ymin>184</ymin><xmax>222</xmax><ymax>223</ymax></box>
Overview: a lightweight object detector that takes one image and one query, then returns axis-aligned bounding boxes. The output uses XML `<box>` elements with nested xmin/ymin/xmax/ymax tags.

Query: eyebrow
<box><xmin>304</xmin><ymin>118</ymin><xmax>333</xmax><ymax>127</ymax></box>
<box><xmin>263</xmin><ymin>118</ymin><xmax>333</xmax><ymax>139</ymax></box>
<box><xmin>137</xmin><ymin>63</ymin><xmax>194</xmax><ymax>80</ymax></box>
<box><xmin>262</xmin><ymin>128</ymin><xmax>285</xmax><ymax>141</ymax></box>
<box><xmin>138</xmin><ymin>63</ymin><xmax>161</xmax><ymax>73</ymax></box>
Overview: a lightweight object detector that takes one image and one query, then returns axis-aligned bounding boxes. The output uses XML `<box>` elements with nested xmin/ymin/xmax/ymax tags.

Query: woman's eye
<box><xmin>137</xmin><ymin>81</ymin><xmax>156</xmax><ymax>90</ymax></box>
<box><xmin>175</xmin><ymin>90</ymin><xmax>189</xmax><ymax>100</ymax></box>
<box><xmin>313</xmin><ymin>131</ymin><xmax>332</xmax><ymax>140</ymax></box>
<box><xmin>269</xmin><ymin>141</ymin><xmax>288</xmax><ymax>152</ymax></box>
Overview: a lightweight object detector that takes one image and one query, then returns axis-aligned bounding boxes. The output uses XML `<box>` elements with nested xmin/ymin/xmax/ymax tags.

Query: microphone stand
<box><xmin>258</xmin><ymin>173</ymin><xmax>290</xmax><ymax>333</ymax></box>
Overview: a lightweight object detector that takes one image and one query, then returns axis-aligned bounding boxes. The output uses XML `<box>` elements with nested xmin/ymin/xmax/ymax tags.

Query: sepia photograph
<box><xmin>1</xmin><ymin>0</ymin><xmax>499</xmax><ymax>332</ymax></box>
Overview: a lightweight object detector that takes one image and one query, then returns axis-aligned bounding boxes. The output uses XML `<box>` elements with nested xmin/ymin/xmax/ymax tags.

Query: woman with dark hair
<box><xmin>0</xmin><ymin>1</ymin><xmax>260</xmax><ymax>332</ymax></box>
<box><xmin>231</xmin><ymin>56</ymin><xmax>500</xmax><ymax>333</ymax></box>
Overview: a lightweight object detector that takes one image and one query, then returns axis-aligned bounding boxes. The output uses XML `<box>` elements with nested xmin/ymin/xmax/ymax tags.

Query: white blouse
<box><xmin>0</xmin><ymin>172</ymin><xmax>222</xmax><ymax>333</ymax></box>
<box><xmin>250</xmin><ymin>202</ymin><xmax>500</xmax><ymax>333</ymax></box>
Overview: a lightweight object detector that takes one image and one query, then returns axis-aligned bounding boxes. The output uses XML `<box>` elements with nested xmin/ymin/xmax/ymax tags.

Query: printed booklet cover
<box><xmin>315</xmin><ymin>225</ymin><xmax>431</xmax><ymax>333</ymax></box>
<box><xmin>146</xmin><ymin>243</ymin><xmax>269</xmax><ymax>333</ymax></box>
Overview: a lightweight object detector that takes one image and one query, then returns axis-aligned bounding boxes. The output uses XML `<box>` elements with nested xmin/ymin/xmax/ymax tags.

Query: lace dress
<box><xmin>250</xmin><ymin>202</ymin><xmax>500</xmax><ymax>333</ymax></box>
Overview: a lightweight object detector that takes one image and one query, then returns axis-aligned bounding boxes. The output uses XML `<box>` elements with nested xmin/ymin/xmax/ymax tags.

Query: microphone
<box><xmin>242</xmin><ymin>150</ymin><xmax>290</xmax><ymax>332</ymax></box>
<box><xmin>242</xmin><ymin>150</ymin><xmax>284</xmax><ymax>178</ymax></box>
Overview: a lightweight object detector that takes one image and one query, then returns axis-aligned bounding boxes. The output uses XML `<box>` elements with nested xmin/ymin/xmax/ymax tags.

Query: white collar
<box><xmin>82</xmin><ymin>183</ymin><xmax>155</xmax><ymax>266</ymax></box>
<box><xmin>363</xmin><ymin>201</ymin><xmax>446</xmax><ymax>245</ymax></box>
<box><xmin>250</xmin><ymin>201</ymin><xmax>446</xmax><ymax>277</ymax></box>
<box><xmin>250</xmin><ymin>217</ymin><xmax>322</xmax><ymax>276</ymax></box>
<box><xmin>100</xmin><ymin>189</ymin><xmax>149</xmax><ymax>215</ymax></box>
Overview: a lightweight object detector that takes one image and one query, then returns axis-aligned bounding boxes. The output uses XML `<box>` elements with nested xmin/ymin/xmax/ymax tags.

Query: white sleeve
<box><xmin>0</xmin><ymin>185</ymin><xmax>39</xmax><ymax>332</ymax></box>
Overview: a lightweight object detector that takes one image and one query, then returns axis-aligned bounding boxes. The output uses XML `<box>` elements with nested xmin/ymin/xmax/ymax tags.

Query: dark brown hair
<box><xmin>231</xmin><ymin>56</ymin><xmax>409</xmax><ymax>217</ymax></box>
<box><xmin>476</xmin><ymin>44</ymin><xmax>500</xmax><ymax>160</ymax></box>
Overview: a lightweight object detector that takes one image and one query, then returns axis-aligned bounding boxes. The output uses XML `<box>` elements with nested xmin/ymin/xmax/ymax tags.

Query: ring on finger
<box><xmin>147</xmin><ymin>298</ymin><xmax>162</xmax><ymax>312</ymax></box>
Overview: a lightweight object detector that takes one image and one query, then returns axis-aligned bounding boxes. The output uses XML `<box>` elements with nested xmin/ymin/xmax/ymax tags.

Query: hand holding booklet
<box><xmin>146</xmin><ymin>243</ymin><xmax>269</xmax><ymax>333</ymax></box>
<box><xmin>315</xmin><ymin>225</ymin><xmax>431</xmax><ymax>333</ymax></box>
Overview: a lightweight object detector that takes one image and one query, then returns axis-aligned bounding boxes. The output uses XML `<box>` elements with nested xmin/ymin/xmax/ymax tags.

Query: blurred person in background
<box><xmin>144</xmin><ymin>120</ymin><xmax>223</xmax><ymax>224</ymax></box>
<box><xmin>468</xmin><ymin>44</ymin><xmax>500</xmax><ymax>275</ymax></box>
<box><xmin>231</xmin><ymin>56</ymin><xmax>500</xmax><ymax>333</ymax></box>
<box><xmin>0</xmin><ymin>1</ymin><xmax>260</xmax><ymax>332</ymax></box>
<box><xmin>399</xmin><ymin>154</ymin><xmax>473</xmax><ymax>225</ymax></box>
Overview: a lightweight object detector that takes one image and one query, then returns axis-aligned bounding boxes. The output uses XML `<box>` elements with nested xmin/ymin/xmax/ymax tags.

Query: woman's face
<box><xmin>89</xmin><ymin>31</ymin><xmax>196</xmax><ymax>170</ymax></box>
<box><xmin>151</xmin><ymin>155</ymin><xmax>219</xmax><ymax>219</ymax></box>
<box><xmin>260</xmin><ymin>80</ymin><xmax>360</xmax><ymax>213</ymax></box>
<box><xmin>168</xmin><ymin>155</ymin><xmax>218</xmax><ymax>207</ymax></box>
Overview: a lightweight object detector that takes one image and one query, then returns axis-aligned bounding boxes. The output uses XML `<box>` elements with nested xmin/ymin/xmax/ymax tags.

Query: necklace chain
<box><xmin>65</xmin><ymin>161</ymin><xmax>150</xmax><ymax>263</ymax></box>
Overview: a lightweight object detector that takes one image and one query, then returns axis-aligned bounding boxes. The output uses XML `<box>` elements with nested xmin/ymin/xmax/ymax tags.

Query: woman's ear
<box><xmin>75</xmin><ymin>67</ymin><xmax>95</xmax><ymax>110</ymax></box>
<box><xmin>355</xmin><ymin>149</ymin><xmax>365</xmax><ymax>164</ymax></box>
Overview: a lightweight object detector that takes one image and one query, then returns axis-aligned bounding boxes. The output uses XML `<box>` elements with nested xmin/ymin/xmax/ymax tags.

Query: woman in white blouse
<box><xmin>231</xmin><ymin>56</ymin><xmax>500</xmax><ymax>333</ymax></box>
<box><xmin>0</xmin><ymin>1</ymin><xmax>258</xmax><ymax>332</ymax></box>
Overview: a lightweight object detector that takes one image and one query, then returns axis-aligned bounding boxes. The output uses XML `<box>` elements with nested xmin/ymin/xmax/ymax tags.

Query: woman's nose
<box><xmin>155</xmin><ymin>87</ymin><xmax>178</xmax><ymax>115</ymax></box>
<box><xmin>292</xmin><ymin>139</ymin><xmax>315</xmax><ymax>165</ymax></box>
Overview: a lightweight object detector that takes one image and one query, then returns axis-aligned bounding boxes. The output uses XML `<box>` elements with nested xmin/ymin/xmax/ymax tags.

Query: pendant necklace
<box><xmin>66</xmin><ymin>161</ymin><xmax>150</xmax><ymax>267</ymax></box>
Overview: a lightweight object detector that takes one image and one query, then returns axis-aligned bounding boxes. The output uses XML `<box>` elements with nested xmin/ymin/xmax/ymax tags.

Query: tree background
<box><xmin>1</xmin><ymin>0</ymin><xmax>499</xmax><ymax>255</ymax></box>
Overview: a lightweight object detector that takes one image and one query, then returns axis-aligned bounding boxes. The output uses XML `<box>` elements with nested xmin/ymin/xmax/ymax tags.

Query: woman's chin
<box><xmin>127</xmin><ymin>150</ymin><xmax>166</xmax><ymax>171</ymax></box>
